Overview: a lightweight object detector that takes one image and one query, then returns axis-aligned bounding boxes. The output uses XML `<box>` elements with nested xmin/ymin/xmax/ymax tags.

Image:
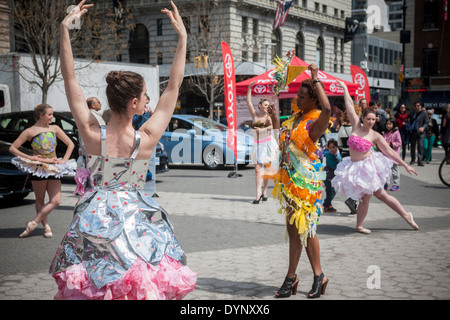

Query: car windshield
<box><xmin>186</xmin><ymin>117</ymin><xmax>228</xmax><ymax>132</ymax></box>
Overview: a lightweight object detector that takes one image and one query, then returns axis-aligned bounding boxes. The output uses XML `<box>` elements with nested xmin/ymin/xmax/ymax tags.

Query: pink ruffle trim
<box><xmin>52</xmin><ymin>255</ymin><xmax>197</xmax><ymax>300</ymax></box>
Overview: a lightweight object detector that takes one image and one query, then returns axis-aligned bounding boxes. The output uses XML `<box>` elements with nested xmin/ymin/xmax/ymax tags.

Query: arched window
<box><xmin>316</xmin><ymin>36</ymin><xmax>324</xmax><ymax>70</ymax></box>
<box><xmin>129</xmin><ymin>24</ymin><xmax>149</xmax><ymax>64</ymax></box>
<box><xmin>271</xmin><ymin>29</ymin><xmax>282</xmax><ymax>58</ymax></box>
<box><xmin>295</xmin><ymin>32</ymin><xmax>304</xmax><ymax>60</ymax></box>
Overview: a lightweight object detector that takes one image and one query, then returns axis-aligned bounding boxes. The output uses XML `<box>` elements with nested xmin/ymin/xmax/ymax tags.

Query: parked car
<box><xmin>0</xmin><ymin>140</ymin><xmax>33</xmax><ymax>200</ymax></box>
<box><xmin>160</xmin><ymin>115</ymin><xmax>253</xmax><ymax>170</ymax></box>
<box><xmin>0</xmin><ymin>111</ymin><xmax>79</xmax><ymax>159</ymax></box>
<box><xmin>0</xmin><ymin>111</ymin><xmax>169</xmax><ymax>175</ymax></box>
<box><xmin>147</xmin><ymin>141</ymin><xmax>169</xmax><ymax>180</ymax></box>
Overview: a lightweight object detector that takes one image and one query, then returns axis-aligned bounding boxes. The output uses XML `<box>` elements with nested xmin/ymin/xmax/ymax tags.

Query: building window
<box><xmin>423</xmin><ymin>2</ymin><xmax>439</xmax><ymax>29</ymax></box>
<box><xmin>252</xmin><ymin>19</ymin><xmax>259</xmax><ymax>35</ymax></box>
<box><xmin>182</xmin><ymin>17</ymin><xmax>191</xmax><ymax>34</ymax></box>
<box><xmin>302</xmin><ymin>0</ymin><xmax>307</xmax><ymax>8</ymax></box>
<box><xmin>157</xmin><ymin>19</ymin><xmax>163</xmax><ymax>36</ymax></box>
<box><xmin>242</xmin><ymin>16</ymin><xmax>248</xmax><ymax>34</ymax></box>
<box><xmin>242</xmin><ymin>51</ymin><xmax>248</xmax><ymax>61</ymax></box>
<box><xmin>253</xmin><ymin>51</ymin><xmax>259</xmax><ymax>62</ymax></box>
<box><xmin>272</xmin><ymin>29</ymin><xmax>282</xmax><ymax>58</ymax></box>
<box><xmin>315</xmin><ymin>2</ymin><xmax>320</xmax><ymax>11</ymax></box>
<box><xmin>423</xmin><ymin>48</ymin><xmax>438</xmax><ymax>76</ymax></box>
<box><xmin>129</xmin><ymin>23</ymin><xmax>149</xmax><ymax>64</ymax></box>
<box><xmin>295</xmin><ymin>32</ymin><xmax>304</xmax><ymax>60</ymax></box>
<box><xmin>199</xmin><ymin>16</ymin><xmax>210</xmax><ymax>33</ymax></box>
<box><xmin>322</xmin><ymin>5</ymin><xmax>327</xmax><ymax>14</ymax></box>
<box><xmin>157</xmin><ymin>52</ymin><xmax>163</xmax><ymax>65</ymax></box>
<box><xmin>316</xmin><ymin>36</ymin><xmax>324</xmax><ymax>70</ymax></box>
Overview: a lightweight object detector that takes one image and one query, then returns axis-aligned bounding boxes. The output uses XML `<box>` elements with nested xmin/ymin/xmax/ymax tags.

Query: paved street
<box><xmin>0</xmin><ymin>148</ymin><xmax>449</xmax><ymax>301</ymax></box>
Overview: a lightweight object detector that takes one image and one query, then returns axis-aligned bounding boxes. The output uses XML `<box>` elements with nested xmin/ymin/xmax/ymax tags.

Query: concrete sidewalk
<box><xmin>1</xmin><ymin>150</ymin><xmax>449</xmax><ymax>300</ymax></box>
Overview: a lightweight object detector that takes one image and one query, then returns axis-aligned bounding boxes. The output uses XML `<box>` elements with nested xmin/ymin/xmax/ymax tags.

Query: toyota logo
<box><xmin>225</xmin><ymin>54</ymin><xmax>233</xmax><ymax>78</ymax></box>
<box><xmin>329</xmin><ymin>83</ymin><xmax>337</xmax><ymax>93</ymax></box>
<box><xmin>254</xmin><ymin>85</ymin><xmax>267</xmax><ymax>94</ymax></box>
<box><xmin>355</xmin><ymin>73</ymin><xmax>366</xmax><ymax>90</ymax></box>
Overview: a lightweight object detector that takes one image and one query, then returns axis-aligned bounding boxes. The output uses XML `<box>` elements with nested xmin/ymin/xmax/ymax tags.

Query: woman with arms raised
<box><xmin>271</xmin><ymin>64</ymin><xmax>331</xmax><ymax>299</ymax></box>
<box><xmin>49</xmin><ymin>1</ymin><xmax>196</xmax><ymax>300</ymax></box>
<box><xmin>332</xmin><ymin>81</ymin><xmax>419</xmax><ymax>234</ymax></box>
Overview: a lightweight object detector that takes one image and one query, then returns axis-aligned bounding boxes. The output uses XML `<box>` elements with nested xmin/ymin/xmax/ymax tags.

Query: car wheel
<box><xmin>202</xmin><ymin>145</ymin><xmax>224</xmax><ymax>170</ymax></box>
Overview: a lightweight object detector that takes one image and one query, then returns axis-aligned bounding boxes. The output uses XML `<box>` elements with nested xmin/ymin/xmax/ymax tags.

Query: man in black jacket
<box><xmin>407</xmin><ymin>102</ymin><xmax>428</xmax><ymax>166</ymax></box>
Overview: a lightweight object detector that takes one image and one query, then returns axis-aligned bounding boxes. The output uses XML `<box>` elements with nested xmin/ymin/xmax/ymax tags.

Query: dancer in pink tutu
<box><xmin>50</xmin><ymin>1</ymin><xmax>196</xmax><ymax>300</ymax></box>
<box><xmin>332</xmin><ymin>81</ymin><xmax>419</xmax><ymax>234</ymax></box>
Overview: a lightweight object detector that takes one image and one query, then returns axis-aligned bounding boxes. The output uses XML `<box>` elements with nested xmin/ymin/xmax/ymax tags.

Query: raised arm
<box><xmin>60</xmin><ymin>1</ymin><xmax>94</xmax><ymax>138</ymax></box>
<box><xmin>141</xmin><ymin>2</ymin><xmax>187</xmax><ymax>144</ymax></box>
<box><xmin>336</xmin><ymin>80</ymin><xmax>360</xmax><ymax>130</ymax></box>
<box><xmin>268</xmin><ymin>99</ymin><xmax>279</xmax><ymax>130</ymax></box>
<box><xmin>373</xmin><ymin>132</ymin><xmax>417</xmax><ymax>176</ymax></box>
<box><xmin>308</xmin><ymin>64</ymin><xmax>331</xmax><ymax>143</ymax></box>
<box><xmin>246</xmin><ymin>81</ymin><xmax>257</xmax><ymax>119</ymax></box>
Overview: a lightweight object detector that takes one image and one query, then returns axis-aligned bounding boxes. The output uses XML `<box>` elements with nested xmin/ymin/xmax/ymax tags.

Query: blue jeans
<box><xmin>323</xmin><ymin>179</ymin><xmax>336</xmax><ymax>208</ymax></box>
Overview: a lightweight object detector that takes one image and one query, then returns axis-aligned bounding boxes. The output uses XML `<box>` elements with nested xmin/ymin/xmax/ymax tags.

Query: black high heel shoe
<box><xmin>307</xmin><ymin>273</ymin><xmax>328</xmax><ymax>299</ymax></box>
<box><xmin>262</xmin><ymin>195</ymin><xmax>268</xmax><ymax>201</ymax></box>
<box><xmin>253</xmin><ymin>195</ymin><xmax>263</xmax><ymax>204</ymax></box>
<box><xmin>275</xmin><ymin>275</ymin><xmax>299</xmax><ymax>298</ymax></box>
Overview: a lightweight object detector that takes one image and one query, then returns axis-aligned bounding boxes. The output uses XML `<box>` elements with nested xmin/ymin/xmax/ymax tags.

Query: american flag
<box><xmin>273</xmin><ymin>0</ymin><xmax>294</xmax><ymax>30</ymax></box>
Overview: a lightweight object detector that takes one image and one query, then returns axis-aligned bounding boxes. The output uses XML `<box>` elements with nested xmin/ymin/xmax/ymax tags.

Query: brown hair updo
<box><xmin>33</xmin><ymin>103</ymin><xmax>53</xmax><ymax>121</ymax></box>
<box><xmin>105</xmin><ymin>71</ymin><xmax>145</xmax><ymax>115</ymax></box>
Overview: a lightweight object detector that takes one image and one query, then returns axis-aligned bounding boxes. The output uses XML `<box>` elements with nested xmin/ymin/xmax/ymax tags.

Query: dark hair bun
<box><xmin>106</xmin><ymin>71</ymin><xmax>122</xmax><ymax>85</ymax></box>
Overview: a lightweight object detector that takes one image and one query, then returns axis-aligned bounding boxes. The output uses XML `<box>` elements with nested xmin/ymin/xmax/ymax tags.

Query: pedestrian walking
<box><xmin>323</xmin><ymin>139</ymin><xmax>341</xmax><ymax>212</ymax></box>
<box><xmin>407</xmin><ymin>102</ymin><xmax>428</xmax><ymax>166</ymax></box>
<box><xmin>332</xmin><ymin>81</ymin><xmax>419</xmax><ymax>235</ymax></box>
<box><xmin>9</xmin><ymin>104</ymin><xmax>76</xmax><ymax>238</ymax></box>
<box><xmin>423</xmin><ymin>109</ymin><xmax>439</xmax><ymax>163</ymax></box>
<box><xmin>246</xmin><ymin>80</ymin><xmax>277</xmax><ymax>204</ymax></box>
<box><xmin>395</xmin><ymin>104</ymin><xmax>409</xmax><ymax>160</ymax></box>
<box><xmin>383</xmin><ymin>118</ymin><xmax>402</xmax><ymax>191</ymax></box>
<box><xmin>271</xmin><ymin>64</ymin><xmax>330</xmax><ymax>299</ymax></box>
<box><xmin>49</xmin><ymin>0</ymin><xmax>196</xmax><ymax>300</ymax></box>
<box><xmin>441</xmin><ymin>104</ymin><xmax>450</xmax><ymax>161</ymax></box>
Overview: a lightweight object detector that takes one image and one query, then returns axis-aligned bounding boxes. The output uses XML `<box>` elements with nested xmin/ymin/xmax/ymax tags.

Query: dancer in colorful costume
<box><xmin>10</xmin><ymin>104</ymin><xmax>76</xmax><ymax>238</ymax></box>
<box><xmin>332</xmin><ymin>81</ymin><xmax>419</xmax><ymax>234</ymax></box>
<box><xmin>49</xmin><ymin>1</ymin><xmax>196</xmax><ymax>300</ymax></box>
<box><xmin>271</xmin><ymin>64</ymin><xmax>331</xmax><ymax>299</ymax></box>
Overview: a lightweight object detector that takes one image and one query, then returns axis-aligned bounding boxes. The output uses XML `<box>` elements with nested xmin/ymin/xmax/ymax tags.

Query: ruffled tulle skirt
<box><xmin>251</xmin><ymin>135</ymin><xmax>278</xmax><ymax>164</ymax></box>
<box><xmin>331</xmin><ymin>151</ymin><xmax>392</xmax><ymax>201</ymax></box>
<box><xmin>53</xmin><ymin>255</ymin><xmax>197</xmax><ymax>300</ymax></box>
<box><xmin>11</xmin><ymin>156</ymin><xmax>76</xmax><ymax>178</ymax></box>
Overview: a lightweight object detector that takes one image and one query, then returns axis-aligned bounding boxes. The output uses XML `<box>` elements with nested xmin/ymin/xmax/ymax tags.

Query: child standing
<box><xmin>323</xmin><ymin>139</ymin><xmax>342</xmax><ymax>212</ymax></box>
<box><xmin>383</xmin><ymin>118</ymin><xmax>402</xmax><ymax>191</ymax></box>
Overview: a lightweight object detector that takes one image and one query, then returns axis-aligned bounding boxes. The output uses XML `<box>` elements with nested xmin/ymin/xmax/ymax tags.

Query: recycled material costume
<box><xmin>11</xmin><ymin>131</ymin><xmax>76</xmax><ymax>179</ymax></box>
<box><xmin>331</xmin><ymin>135</ymin><xmax>393</xmax><ymax>201</ymax></box>
<box><xmin>49</xmin><ymin>118</ymin><xmax>197</xmax><ymax>300</ymax></box>
<box><xmin>251</xmin><ymin>118</ymin><xmax>278</xmax><ymax>165</ymax></box>
<box><xmin>272</xmin><ymin>109</ymin><xmax>325</xmax><ymax>247</ymax></box>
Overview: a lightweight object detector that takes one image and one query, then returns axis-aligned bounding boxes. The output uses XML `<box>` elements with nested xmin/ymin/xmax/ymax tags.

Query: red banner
<box><xmin>350</xmin><ymin>65</ymin><xmax>371</xmax><ymax>104</ymax></box>
<box><xmin>221</xmin><ymin>41</ymin><xmax>237</xmax><ymax>160</ymax></box>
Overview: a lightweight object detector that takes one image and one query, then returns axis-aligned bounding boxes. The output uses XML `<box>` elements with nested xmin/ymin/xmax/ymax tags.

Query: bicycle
<box><xmin>438</xmin><ymin>155</ymin><xmax>450</xmax><ymax>187</ymax></box>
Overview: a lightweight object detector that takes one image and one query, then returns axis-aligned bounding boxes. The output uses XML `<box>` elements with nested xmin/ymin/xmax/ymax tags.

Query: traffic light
<box><xmin>195</xmin><ymin>56</ymin><xmax>202</xmax><ymax>68</ymax></box>
<box><xmin>194</xmin><ymin>54</ymin><xmax>208</xmax><ymax>68</ymax></box>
